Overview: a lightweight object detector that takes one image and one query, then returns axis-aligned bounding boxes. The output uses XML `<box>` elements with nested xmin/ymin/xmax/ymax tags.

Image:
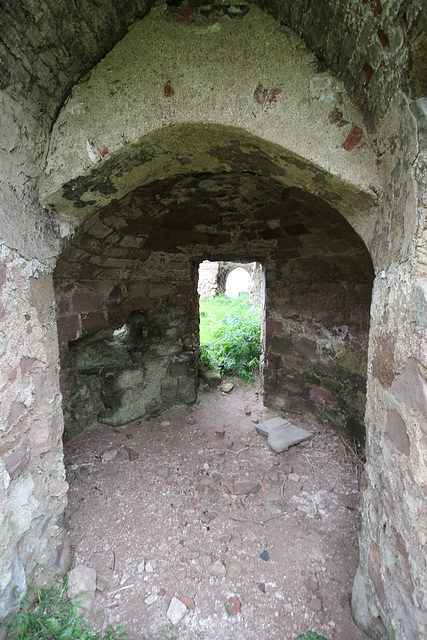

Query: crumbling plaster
<box><xmin>41</xmin><ymin>5</ymin><xmax>380</xmax><ymax>240</ymax></box>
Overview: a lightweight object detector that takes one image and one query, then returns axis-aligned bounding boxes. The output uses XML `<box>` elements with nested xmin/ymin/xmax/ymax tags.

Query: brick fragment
<box><xmin>180</xmin><ymin>595</ymin><xmax>195</xmax><ymax>610</ymax></box>
<box><xmin>377</xmin><ymin>29</ymin><xmax>389</xmax><ymax>47</ymax></box>
<box><xmin>342</xmin><ymin>126</ymin><xmax>363</xmax><ymax>151</ymax></box>
<box><xmin>362</xmin><ymin>63</ymin><xmax>374</xmax><ymax>88</ymax></box>
<box><xmin>225</xmin><ymin>595</ymin><xmax>241</xmax><ymax>616</ymax></box>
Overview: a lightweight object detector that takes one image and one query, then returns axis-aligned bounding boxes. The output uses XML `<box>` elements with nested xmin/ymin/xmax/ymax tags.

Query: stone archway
<box><xmin>42</xmin><ymin>5</ymin><xmax>385</xmax><ymax>633</ymax></box>
<box><xmin>50</xmin><ymin>124</ymin><xmax>375</xmax><ymax>443</ymax></box>
<box><xmin>1</xmin><ymin>2</ymin><xmax>425</xmax><ymax>638</ymax></box>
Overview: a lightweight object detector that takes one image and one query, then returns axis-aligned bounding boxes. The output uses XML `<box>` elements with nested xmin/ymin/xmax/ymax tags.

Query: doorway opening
<box><xmin>198</xmin><ymin>261</ymin><xmax>263</xmax><ymax>383</ymax></box>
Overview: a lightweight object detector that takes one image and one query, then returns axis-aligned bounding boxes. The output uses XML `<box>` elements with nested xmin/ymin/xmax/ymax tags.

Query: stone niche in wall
<box><xmin>60</xmin><ymin>310</ymin><xmax>197</xmax><ymax>440</ymax></box>
<box><xmin>54</xmin><ymin>254</ymin><xmax>199</xmax><ymax>441</ymax></box>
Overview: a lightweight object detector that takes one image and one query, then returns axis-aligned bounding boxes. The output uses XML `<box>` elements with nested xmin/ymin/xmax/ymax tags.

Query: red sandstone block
<box><xmin>310</xmin><ymin>386</ymin><xmax>337</xmax><ymax>405</ymax></box>
<box><xmin>4</xmin><ymin>438</ymin><xmax>30</xmax><ymax>479</ymax></box>
<box><xmin>73</xmin><ymin>291</ymin><xmax>104</xmax><ymax>313</ymax></box>
<box><xmin>386</xmin><ymin>410</ymin><xmax>410</xmax><ymax>456</ymax></box>
<box><xmin>392</xmin><ymin>358</ymin><xmax>427</xmax><ymax>415</ymax></box>
<box><xmin>7</xmin><ymin>401</ymin><xmax>26</xmax><ymax>427</ymax></box>
<box><xmin>81</xmin><ymin>311</ymin><xmax>105</xmax><ymax>334</ymax></box>
<box><xmin>19</xmin><ymin>356</ymin><xmax>36</xmax><ymax>375</ymax></box>
<box><xmin>57</xmin><ymin>315</ymin><xmax>80</xmax><ymax>343</ymax></box>
<box><xmin>33</xmin><ymin>365</ymin><xmax>59</xmax><ymax>408</ymax></box>
<box><xmin>266</xmin><ymin>319</ymin><xmax>283</xmax><ymax>334</ymax></box>
<box><xmin>342</xmin><ymin>126</ymin><xmax>363</xmax><ymax>151</ymax></box>
<box><xmin>108</xmin><ymin>311</ymin><xmax>128</xmax><ymax>330</ymax></box>
<box><xmin>57</xmin><ymin>297</ymin><xmax>71</xmax><ymax>316</ymax></box>
<box><xmin>125</xmin><ymin>298</ymin><xmax>156</xmax><ymax>311</ymax></box>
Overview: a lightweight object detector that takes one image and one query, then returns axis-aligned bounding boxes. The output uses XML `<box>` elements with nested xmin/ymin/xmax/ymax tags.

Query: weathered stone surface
<box><xmin>386</xmin><ymin>410</ymin><xmax>410</xmax><ymax>456</ymax></box>
<box><xmin>414</xmin><ymin>283</ymin><xmax>427</xmax><ymax>328</ymax></box>
<box><xmin>227</xmin><ymin>560</ymin><xmax>244</xmax><ymax>579</ymax></box>
<box><xmin>202</xmin><ymin>370</ymin><xmax>222</xmax><ymax>387</ymax></box>
<box><xmin>232</xmin><ymin>481</ymin><xmax>261</xmax><ymax>495</ymax></box>
<box><xmin>0</xmin><ymin>2</ymin><xmax>426</xmax><ymax>637</ymax></box>
<box><xmin>208</xmin><ymin>560</ymin><xmax>226</xmax><ymax>577</ymax></box>
<box><xmin>4</xmin><ymin>439</ymin><xmax>31</xmax><ymax>479</ymax></box>
<box><xmin>257</xmin><ymin>418</ymin><xmax>313</xmax><ymax>453</ymax></box>
<box><xmin>167</xmin><ymin>596</ymin><xmax>187</xmax><ymax>625</ymax></box>
<box><xmin>0</xmin><ymin>552</ymin><xmax>26</xmax><ymax>619</ymax></box>
<box><xmin>67</xmin><ymin>565</ymin><xmax>97</xmax><ymax>614</ymax></box>
<box><xmin>393</xmin><ymin>358</ymin><xmax>427</xmax><ymax>415</ymax></box>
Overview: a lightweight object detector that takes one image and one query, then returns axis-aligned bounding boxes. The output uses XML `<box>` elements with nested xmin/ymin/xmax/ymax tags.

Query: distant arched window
<box><xmin>225</xmin><ymin>267</ymin><xmax>251</xmax><ymax>298</ymax></box>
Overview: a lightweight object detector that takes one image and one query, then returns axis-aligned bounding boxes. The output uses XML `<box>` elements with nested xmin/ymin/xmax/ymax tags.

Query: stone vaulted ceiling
<box><xmin>0</xmin><ymin>0</ymin><xmax>424</xmax><ymax>128</ymax></box>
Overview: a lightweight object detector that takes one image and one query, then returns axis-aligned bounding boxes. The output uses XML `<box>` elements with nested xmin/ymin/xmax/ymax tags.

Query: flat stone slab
<box><xmin>256</xmin><ymin>417</ymin><xmax>313</xmax><ymax>453</ymax></box>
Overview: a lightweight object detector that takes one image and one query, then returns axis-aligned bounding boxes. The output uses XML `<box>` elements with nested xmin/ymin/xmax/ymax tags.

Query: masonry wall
<box><xmin>351</xmin><ymin>98</ymin><xmax>427</xmax><ymax>640</ymax></box>
<box><xmin>55</xmin><ymin>253</ymin><xmax>199</xmax><ymax>440</ymax></box>
<box><xmin>264</xmin><ymin>256</ymin><xmax>372</xmax><ymax>441</ymax></box>
<box><xmin>0</xmin><ymin>248</ymin><xmax>71</xmax><ymax>620</ymax></box>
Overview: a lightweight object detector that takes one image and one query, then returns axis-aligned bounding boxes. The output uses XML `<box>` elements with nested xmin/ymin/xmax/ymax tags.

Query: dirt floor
<box><xmin>64</xmin><ymin>378</ymin><xmax>369</xmax><ymax>640</ymax></box>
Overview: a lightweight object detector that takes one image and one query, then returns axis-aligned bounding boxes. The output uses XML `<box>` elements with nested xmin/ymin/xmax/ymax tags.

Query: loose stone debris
<box><xmin>67</xmin><ymin>564</ymin><xmax>97</xmax><ymax>615</ymax></box>
<box><xmin>64</xmin><ymin>380</ymin><xmax>367</xmax><ymax>640</ymax></box>
<box><xmin>167</xmin><ymin>596</ymin><xmax>188</xmax><ymax>625</ymax></box>
<box><xmin>256</xmin><ymin>417</ymin><xmax>314</xmax><ymax>453</ymax></box>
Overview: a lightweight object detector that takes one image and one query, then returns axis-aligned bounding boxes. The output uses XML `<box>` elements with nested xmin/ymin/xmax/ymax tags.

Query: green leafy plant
<box><xmin>199</xmin><ymin>293</ymin><xmax>261</xmax><ymax>381</ymax></box>
<box><xmin>5</xmin><ymin>582</ymin><xmax>126</xmax><ymax>640</ymax></box>
<box><xmin>296</xmin><ymin>632</ymin><xmax>329</xmax><ymax>640</ymax></box>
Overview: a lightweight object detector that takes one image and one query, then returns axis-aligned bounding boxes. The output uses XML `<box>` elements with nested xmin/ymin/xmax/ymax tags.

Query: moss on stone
<box><xmin>409</xmin><ymin>13</ymin><xmax>427</xmax><ymax>99</ymax></box>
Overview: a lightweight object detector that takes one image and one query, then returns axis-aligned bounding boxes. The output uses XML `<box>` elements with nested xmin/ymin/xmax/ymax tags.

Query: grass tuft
<box><xmin>5</xmin><ymin>582</ymin><xmax>126</xmax><ymax>640</ymax></box>
<box><xmin>199</xmin><ymin>293</ymin><xmax>261</xmax><ymax>382</ymax></box>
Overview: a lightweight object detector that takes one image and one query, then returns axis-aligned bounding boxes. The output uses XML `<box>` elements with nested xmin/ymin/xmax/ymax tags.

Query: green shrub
<box><xmin>199</xmin><ymin>293</ymin><xmax>261</xmax><ymax>382</ymax></box>
<box><xmin>5</xmin><ymin>582</ymin><xmax>126</xmax><ymax>640</ymax></box>
<box><xmin>296</xmin><ymin>633</ymin><xmax>329</xmax><ymax>640</ymax></box>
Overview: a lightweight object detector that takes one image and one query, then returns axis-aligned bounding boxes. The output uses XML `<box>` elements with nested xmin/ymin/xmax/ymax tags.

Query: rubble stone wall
<box><xmin>55</xmin><ymin>253</ymin><xmax>198</xmax><ymax>440</ymax></box>
<box><xmin>0</xmin><ymin>247</ymin><xmax>71</xmax><ymax>620</ymax></box>
<box><xmin>351</xmin><ymin>97</ymin><xmax>427</xmax><ymax>640</ymax></box>
<box><xmin>264</xmin><ymin>257</ymin><xmax>372</xmax><ymax>441</ymax></box>
<box><xmin>198</xmin><ymin>261</ymin><xmax>221</xmax><ymax>298</ymax></box>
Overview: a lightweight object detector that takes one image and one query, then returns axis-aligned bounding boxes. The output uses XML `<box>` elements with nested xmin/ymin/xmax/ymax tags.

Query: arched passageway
<box><xmin>53</xmin><ymin>143</ymin><xmax>374</xmax><ymax>445</ymax></box>
<box><xmin>1</xmin><ymin>2</ymin><xmax>425</xmax><ymax>639</ymax></box>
